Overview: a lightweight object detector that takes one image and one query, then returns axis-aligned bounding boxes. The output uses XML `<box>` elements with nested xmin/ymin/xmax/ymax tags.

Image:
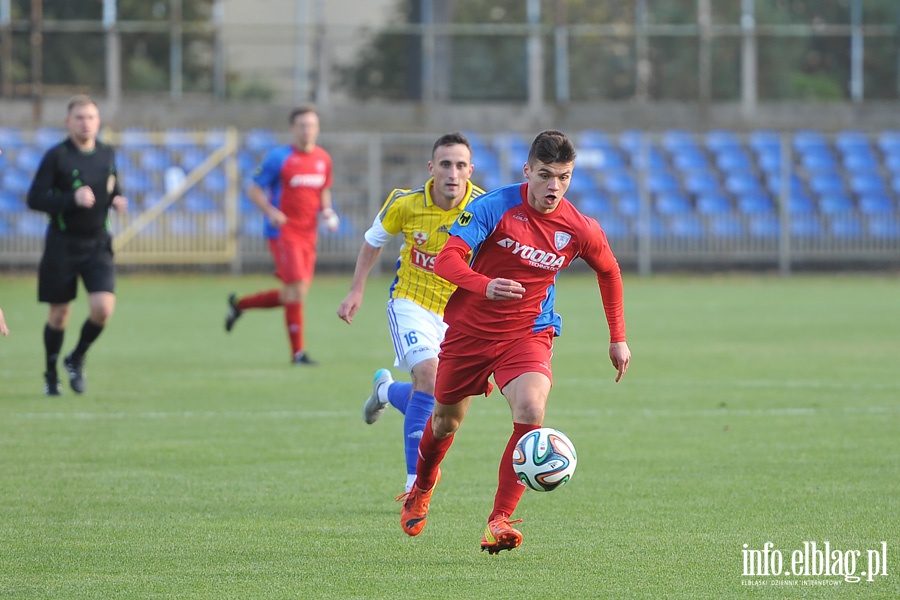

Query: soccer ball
<box><xmin>512</xmin><ymin>427</ymin><xmax>577</xmax><ymax>492</ymax></box>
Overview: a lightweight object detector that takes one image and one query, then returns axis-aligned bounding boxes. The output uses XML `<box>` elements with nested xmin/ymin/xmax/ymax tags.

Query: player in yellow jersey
<box><xmin>337</xmin><ymin>132</ymin><xmax>485</xmax><ymax>494</ymax></box>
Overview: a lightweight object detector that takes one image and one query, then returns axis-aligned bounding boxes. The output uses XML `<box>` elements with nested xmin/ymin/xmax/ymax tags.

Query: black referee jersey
<box><xmin>26</xmin><ymin>138</ymin><xmax>122</xmax><ymax>236</ymax></box>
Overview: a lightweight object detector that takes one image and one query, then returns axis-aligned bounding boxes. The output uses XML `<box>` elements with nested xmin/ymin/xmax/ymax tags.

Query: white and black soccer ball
<box><xmin>512</xmin><ymin>427</ymin><xmax>577</xmax><ymax>492</ymax></box>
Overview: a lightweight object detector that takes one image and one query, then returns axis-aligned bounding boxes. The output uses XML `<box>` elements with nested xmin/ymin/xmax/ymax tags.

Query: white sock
<box><xmin>405</xmin><ymin>474</ymin><xmax>417</xmax><ymax>493</ymax></box>
<box><xmin>377</xmin><ymin>380</ymin><xmax>391</xmax><ymax>404</ymax></box>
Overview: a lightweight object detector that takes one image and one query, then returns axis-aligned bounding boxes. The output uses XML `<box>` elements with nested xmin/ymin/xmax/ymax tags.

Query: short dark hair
<box><xmin>67</xmin><ymin>94</ymin><xmax>97</xmax><ymax>114</ymax></box>
<box><xmin>432</xmin><ymin>132</ymin><xmax>471</xmax><ymax>158</ymax></box>
<box><xmin>527</xmin><ymin>130</ymin><xmax>576</xmax><ymax>166</ymax></box>
<box><xmin>289</xmin><ymin>103</ymin><xmax>318</xmax><ymax>124</ymax></box>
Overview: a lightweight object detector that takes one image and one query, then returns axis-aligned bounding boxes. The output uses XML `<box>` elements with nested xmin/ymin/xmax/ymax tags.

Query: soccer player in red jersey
<box><xmin>225</xmin><ymin>105</ymin><xmax>339</xmax><ymax>364</ymax></box>
<box><xmin>399</xmin><ymin>130</ymin><xmax>631</xmax><ymax>553</ymax></box>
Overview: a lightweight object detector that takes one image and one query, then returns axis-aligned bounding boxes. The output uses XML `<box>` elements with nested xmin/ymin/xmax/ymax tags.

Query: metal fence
<box><xmin>1</xmin><ymin>128</ymin><xmax>899</xmax><ymax>275</ymax></box>
<box><xmin>2</xmin><ymin>0</ymin><xmax>900</xmax><ymax>113</ymax></box>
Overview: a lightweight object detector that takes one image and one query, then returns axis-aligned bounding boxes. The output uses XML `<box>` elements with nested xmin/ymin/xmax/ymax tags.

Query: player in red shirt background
<box><xmin>398</xmin><ymin>130</ymin><xmax>632</xmax><ymax>554</ymax></box>
<box><xmin>225</xmin><ymin>105</ymin><xmax>339</xmax><ymax>364</ymax></box>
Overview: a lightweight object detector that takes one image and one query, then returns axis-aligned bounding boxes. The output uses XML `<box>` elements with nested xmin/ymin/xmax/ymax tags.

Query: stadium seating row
<box><xmin>2</xmin><ymin>127</ymin><xmax>899</xmax><ymax>242</ymax></box>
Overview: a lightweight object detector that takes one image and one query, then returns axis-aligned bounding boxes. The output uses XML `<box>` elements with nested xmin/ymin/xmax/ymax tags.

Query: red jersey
<box><xmin>252</xmin><ymin>144</ymin><xmax>332</xmax><ymax>240</ymax></box>
<box><xmin>435</xmin><ymin>183</ymin><xmax>625</xmax><ymax>342</ymax></box>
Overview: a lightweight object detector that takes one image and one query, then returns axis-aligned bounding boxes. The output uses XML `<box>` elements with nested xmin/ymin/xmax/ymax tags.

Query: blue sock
<box><xmin>387</xmin><ymin>381</ymin><xmax>413</xmax><ymax>414</ymax></box>
<box><xmin>404</xmin><ymin>390</ymin><xmax>435</xmax><ymax>477</ymax></box>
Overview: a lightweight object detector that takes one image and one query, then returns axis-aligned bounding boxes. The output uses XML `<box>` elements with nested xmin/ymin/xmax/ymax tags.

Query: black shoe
<box><xmin>225</xmin><ymin>293</ymin><xmax>243</xmax><ymax>332</ymax></box>
<box><xmin>292</xmin><ymin>351</ymin><xmax>317</xmax><ymax>366</ymax></box>
<box><xmin>63</xmin><ymin>352</ymin><xmax>86</xmax><ymax>394</ymax></box>
<box><xmin>44</xmin><ymin>371</ymin><xmax>63</xmax><ymax>396</ymax></box>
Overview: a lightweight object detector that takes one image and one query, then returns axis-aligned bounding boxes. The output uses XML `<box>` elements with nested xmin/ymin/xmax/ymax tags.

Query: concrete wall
<box><xmin>3</xmin><ymin>96</ymin><xmax>899</xmax><ymax>135</ymax></box>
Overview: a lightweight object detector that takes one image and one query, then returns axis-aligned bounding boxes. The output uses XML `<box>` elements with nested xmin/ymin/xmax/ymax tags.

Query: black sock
<box><xmin>73</xmin><ymin>319</ymin><xmax>104</xmax><ymax>358</ymax></box>
<box><xmin>44</xmin><ymin>324</ymin><xmax>65</xmax><ymax>374</ymax></box>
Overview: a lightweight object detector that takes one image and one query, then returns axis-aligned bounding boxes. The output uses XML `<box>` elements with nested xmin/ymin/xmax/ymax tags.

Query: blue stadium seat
<box><xmin>616</xmin><ymin>192</ymin><xmax>641</xmax><ymax>217</ymax></box>
<box><xmin>0</xmin><ymin>190</ymin><xmax>24</xmax><ymax>212</ymax></box>
<box><xmin>884</xmin><ymin>153</ymin><xmax>900</xmax><ymax>175</ymax></box>
<box><xmin>618</xmin><ymin>129</ymin><xmax>644</xmax><ymax>154</ymax></box>
<box><xmin>877</xmin><ymin>131</ymin><xmax>900</xmax><ymax>155</ymax></box>
<box><xmin>695</xmin><ymin>192</ymin><xmax>732</xmax><ymax>214</ymax></box>
<box><xmin>646</xmin><ymin>171</ymin><xmax>681</xmax><ymax>195</ymax></box>
<box><xmin>868</xmin><ymin>219</ymin><xmax>900</xmax><ymax>239</ymax></box>
<box><xmin>849</xmin><ymin>173</ymin><xmax>886</xmax><ymax>195</ymax></box>
<box><xmin>765</xmin><ymin>173</ymin><xmax>805</xmax><ymax>197</ymax></box>
<box><xmin>244</xmin><ymin>129</ymin><xmax>279</xmax><ymax>154</ymax></box>
<box><xmin>671</xmin><ymin>149</ymin><xmax>709</xmax><ymax>172</ymax></box>
<box><xmin>180</xmin><ymin>148</ymin><xmax>208</xmax><ymax>172</ymax></box>
<box><xmin>683</xmin><ymin>171</ymin><xmax>721</xmax><ymax>196</ymax></box>
<box><xmin>858</xmin><ymin>193</ymin><xmax>895</xmax><ymax>214</ymax></box>
<box><xmin>163</xmin><ymin>129</ymin><xmax>195</xmax><ymax>150</ymax></box>
<box><xmin>241</xmin><ymin>213</ymin><xmax>265</xmax><ymax>238</ymax></box>
<box><xmin>787</xmin><ymin>193</ymin><xmax>816</xmax><ymax>214</ymax></box>
<box><xmin>202</xmin><ymin>169</ymin><xmax>228</xmax><ymax>194</ymax></box>
<box><xmin>715</xmin><ymin>147</ymin><xmax>753</xmax><ymax>172</ymax></box>
<box><xmin>602</xmin><ymin>171</ymin><xmax>638</xmax><ymax>195</ymax></box>
<box><xmin>749</xmin><ymin>214</ymin><xmax>780</xmax><ymax>238</ymax></box>
<box><xmin>579</xmin><ymin>147</ymin><xmax>627</xmax><ymax>171</ymax></box>
<box><xmin>834</xmin><ymin>130</ymin><xmax>872</xmax><ymax>154</ymax></box>
<box><xmin>630</xmin><ymin>147</ymin><xmax>668</xmax><ymax>169</ymax></box>
<box><xmin>655</xmin><ymin>192</ymin><xmax>692</xmax><ymax>215</ymax></box>
<box><xmin>16</xmin><ymin>213</ymin><xmax>48</xmax><ymax>237</ymax></box>
<box><xmin>184</xmin><ymin>193</ymin><xmax>218</xmax><ymax>213</ymax></box>
<box><xmin>756</xmin><ymin>149</ymin><xmax>783</xmax><ymax>174</ymax></box>
<box><xmin>139</xmin><ymin>148</ymin><xmax>170</xmax><ymax>171</ymax></box>
<box><xmin>660</xmin><ymin>129</ymin><xmax>698</xmax><ymax>152</ymax></box>
<box><xmin>0</xmin><ymin>127</ymin><xmax>26</xmax><ymax>149</ymax></box>
<box><xmin>800</xmin><ymin>150</ymin><xmax>838</xmax><ymax>173</ymax></box>
<box><xmin>33</xmin><ymin>127</ymin><xmax>65</xmax><ymax>150</ymax></box>
<box><xmin>817</xmin><ymin>193</ymin><xmax>855</xmax><ymax>214</ymax></box>
<box><xmin>790</xmin><ymin>215</ymin><xmax>823</xmax><ymax>238</ymax></box>
<box><xmin>709</xmin><ymin>214</ymin><xmax>745</xmax><ymax>238</ymax></box>
<box><xmin>736</xmin><ymin>192</ymin><xmax>774</xmax><ymax>214</ymax></box>
<box><xmin>578</xmin><ymin>130</ymin><xmax>616</xmax><ymax>150</ymax></box>
<box><xmin>829</xmin><ymin>215</ymin><xmax>863</xmax><ymax>238</ymax></box>
<box><xmin>842</xmin><ymin>152</ymin><xmax>878</xmax><ymax>172</ymax></box>
<box><xmin>2</xmin><ymin>168</ymin><xmax>33</xmax><ymax>194</ymax></box>
<box><xmin>120</xmin><ymin>128</ymin><xmax>154</xmax><ymax>149</ymax></box>
<box><xmin>724</xmin><ymin>172</ymin><xmax>763</xmax><ymax>196</ymax></box>
<box><xmin>808</xmin><ymin>173</ymin><xmax>846</xmax><ymax>196</ymax></box>
<box><xmin>597</xmin><ymin>215</ymin><xmax>631</xmax><ymax>238</ymax></box>
<box><xmin>122</xmin><ymin>170</ymin><xmax>155</xmax><ymax>195</ymax></box>
<box><xmin>15</xmin><ymin>146</ymin><xmax>44</xmax><ymax>172</ymax></box>
<box><xmin>576</xmin><ymin>195</ymin><xmax>612</xmax><ymax>217</ymax></box>
<box><xmin>204</xmin><ymin>129</ymin><xmax>228</xmax><ymax>148</ymax></box>
<box><xmin>793</xmin><ymin>130</ymin><xmax>829</xmax><ymax>154</ymax></box>
<box><xmin>705</xmin><ymin>130</ymin><xmax>742</xmax><ymax>152</ymax></box>
<box><xmin>667</xmin><ymin>214</ymin><xmax>705</xmax><ymax>238</ymax></box>
<box><xmin>748</xmin><ymin>130</ymin><xmax>781</xmax><ymax>154</ymax></box>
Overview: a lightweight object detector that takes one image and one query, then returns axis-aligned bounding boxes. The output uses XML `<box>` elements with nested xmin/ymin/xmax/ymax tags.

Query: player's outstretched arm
<box><xmin>609</xmin><ymin>341</ymin><xmax>631</xmax><ymax>382</ymax></box>
<box><xmin>337</xmin><ymin>242</ymin><xmax>382</xmax><ymax>324</ymax></box>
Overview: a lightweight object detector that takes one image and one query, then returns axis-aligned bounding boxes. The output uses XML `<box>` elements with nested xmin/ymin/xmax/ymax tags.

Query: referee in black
<box><xmin>27</xmin><ymin>95</ymin><xmax>128</xmax><ymax>396</ymax></box>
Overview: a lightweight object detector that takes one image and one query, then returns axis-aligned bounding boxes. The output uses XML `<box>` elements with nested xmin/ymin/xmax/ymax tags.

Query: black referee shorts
<box><xmin>38</xmin><ymin>228</ymin><xmax>116</xmax><ymax>304</ymax></box>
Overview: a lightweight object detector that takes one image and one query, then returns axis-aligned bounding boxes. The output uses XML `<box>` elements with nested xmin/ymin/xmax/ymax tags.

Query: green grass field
<box><xmin>1</xmin><ymin>271</ymin><xmax>898</xmax><ymax>599</ymax></box>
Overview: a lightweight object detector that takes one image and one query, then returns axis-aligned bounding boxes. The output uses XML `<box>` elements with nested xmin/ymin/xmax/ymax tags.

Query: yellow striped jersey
<box><xmin>378</xmin><ymin>178</ymin><xmax>485</xmax><ymax>315</ymax></box>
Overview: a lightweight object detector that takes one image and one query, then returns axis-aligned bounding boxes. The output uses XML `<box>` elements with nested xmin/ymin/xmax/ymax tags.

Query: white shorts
<box><xmin>386</xmin><ymin>297</ymin><xmax>448</xmax><ymax>372</ymax></box>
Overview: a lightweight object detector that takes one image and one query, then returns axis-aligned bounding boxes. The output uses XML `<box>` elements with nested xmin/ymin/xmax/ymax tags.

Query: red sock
<box><xmin>490</xmin><ymin>422</ymin><xmax>540</xmax><ymax>522</ymax></box>
<box><xmin>284</xmin><ymin>302</ymin><xmax>303</xmax><ymax>354</ymax></box>
<box><xmin>237</xmin><ymin>289</ymin><xmax>282</xmax><ymax>310</ymax></box>
<box><xmin>415</xmin><ymin>416</ymin><xmax>453</xmax><ymax>491</ymax></box>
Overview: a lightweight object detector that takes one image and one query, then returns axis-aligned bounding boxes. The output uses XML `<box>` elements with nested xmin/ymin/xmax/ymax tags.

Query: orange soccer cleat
<box><xmin>397</xmin><ymin>469</ymin><xmax>441</xmax><ymax>536</ymax></box>
<box><xmin>480</xmin><ymin>517</ymin><xmax>523</xmax><ymax>554</ymax></box>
